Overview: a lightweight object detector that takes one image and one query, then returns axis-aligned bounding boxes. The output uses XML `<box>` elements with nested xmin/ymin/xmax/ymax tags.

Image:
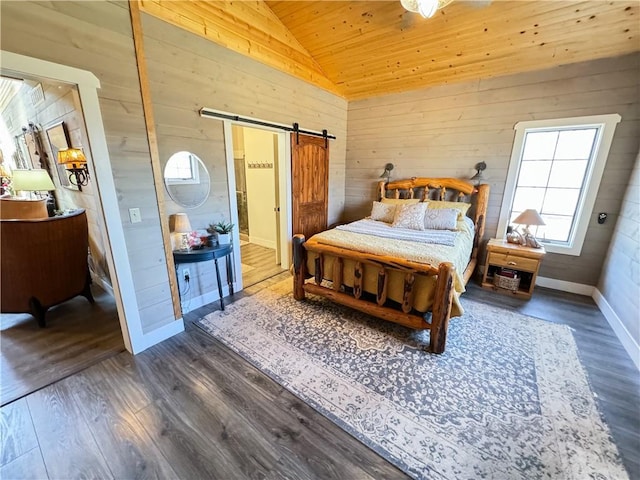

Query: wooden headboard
<box><xmin>378</xmin><ymin>177</ymin><xmax>490</xmax><ymax>260</ymax></box>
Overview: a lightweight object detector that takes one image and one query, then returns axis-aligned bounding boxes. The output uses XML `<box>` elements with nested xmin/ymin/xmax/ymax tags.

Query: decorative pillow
<box><xmin>381</xmin><ymin>197</ymin><xmax>420</xmax><ymax>206</ymax></box>
<box><xmin>427</xmin><ymin>201</ymin><xmax>471</xmax><ymax>220</ymax></box>
<box><xmin>392</xmin><ymin>203</ymin><xmax>428</xmax><ymax>230</ymax></box>
<box><xmin>423</xmin><ymin>208</ymin><xmax>459</xmax><ymax>230</ymax></box>
<box><xmin>370</xmin><ymin>201</ymin><xmax>397</xmax><ymax>223</ymax></box>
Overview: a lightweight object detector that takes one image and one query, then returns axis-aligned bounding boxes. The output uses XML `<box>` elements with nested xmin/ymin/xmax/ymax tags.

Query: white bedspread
<box><xmin>335</xmin><ymin>219</ymin><xmax>457</xmax><ymax>246</ymax></box>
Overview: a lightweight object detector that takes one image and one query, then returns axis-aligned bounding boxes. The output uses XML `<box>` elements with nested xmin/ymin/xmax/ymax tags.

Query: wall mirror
<box><xmin>163</xmin><ymin>151</ymin><xmax>210</xmax><ymax>209</ymax></box>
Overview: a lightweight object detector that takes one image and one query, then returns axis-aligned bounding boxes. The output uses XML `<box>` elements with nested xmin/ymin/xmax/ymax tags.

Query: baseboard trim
<box><xmin>248</xmin><ymin>236</ymin><xmax>276</xmax><ymax>250</ymax></box>
<box><xmin>535</xmin><ymin>276</ymin><xmax>595</xmax><ymax>296</ymax></box>
<box><xmin>593</xmin><ymin>289</ymin><xmax>640</xmax><ymax>371</ymax></box>
<box><xmin>135</xmin><ymin>318</ymin><xmax>185</xmax><ymax>354</ymax></box>
<box><xmin>180</xmin><ymin>283</ymin><xmax>239</xmax><ymax>314</ymax></box>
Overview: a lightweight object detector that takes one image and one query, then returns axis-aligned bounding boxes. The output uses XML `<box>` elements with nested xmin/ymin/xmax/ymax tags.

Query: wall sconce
<box><xmin>379</xmin><ymin>163</ymin><xmax>394</xmax><ymax>183</ymax></box>
<box><xmin>470</xmin><ymin>161</ymin><xmax>487</xmax><ymax>185</ymax></box>
<box><xmin>58</xmin><ymin>148</ymin><xmax>90</xmax><ymax>192</ymax></box>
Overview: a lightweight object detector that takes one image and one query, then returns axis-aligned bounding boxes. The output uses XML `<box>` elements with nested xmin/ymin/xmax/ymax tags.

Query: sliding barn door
<box><xmin>292</xmin><ymin>133</ymin><xmax>329</xmax><ymax>239</ymax></box>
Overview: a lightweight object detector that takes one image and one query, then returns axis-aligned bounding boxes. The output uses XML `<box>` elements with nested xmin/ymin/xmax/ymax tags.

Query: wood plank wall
<box><xmin>346</xmin><ymin>53</ymin><xmax>640</xmax><ymax>285</ymax></box>
<box><xmin>598</xmin><ymin>152</ymin><xmax>640</xmax><ymax>346</ymax></box>
<box><xmin>0</xmin><ymin>1</ymin><xmax>176</xmax><ymax>334</ymax></box>
<box><xmin>140</xmin><ymin>13</ymin><xmax>347</xmax><ymax>301</ymax></box>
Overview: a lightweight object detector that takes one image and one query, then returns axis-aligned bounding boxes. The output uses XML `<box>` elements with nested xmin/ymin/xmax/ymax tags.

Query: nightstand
<box><xmin>481</xmin><ymin>238</ymin><xmax>545</xmax><ymax>299</ymax></box>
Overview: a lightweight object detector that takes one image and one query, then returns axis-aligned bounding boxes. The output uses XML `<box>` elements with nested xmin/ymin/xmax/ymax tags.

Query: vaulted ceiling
<box><xmin>139</xmin><ymin>0</ymin><xmax>639</xmax><ymax>100</ymax></box>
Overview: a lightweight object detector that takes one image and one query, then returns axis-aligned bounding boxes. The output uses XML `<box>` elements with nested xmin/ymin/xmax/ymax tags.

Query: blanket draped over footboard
<box><xmin>310</xmin><ymin>216</ymin><xmax>474</xmax><ymax>316</ymax></box>
<box><xmin>293</xmin><ymin>178</ymin><xmax>490</xmax><ymax>354</ymax></box>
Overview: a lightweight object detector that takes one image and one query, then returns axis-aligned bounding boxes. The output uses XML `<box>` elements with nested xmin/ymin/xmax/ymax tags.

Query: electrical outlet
<box><xmin>182</xmin><ymin>268</ymin><xmax>190</xmax><ymax>281</ymax></box>
<box><xmin>128</xmin><ymin>207</ymin><xmax>142</xmax><ymax>224</ymax></box>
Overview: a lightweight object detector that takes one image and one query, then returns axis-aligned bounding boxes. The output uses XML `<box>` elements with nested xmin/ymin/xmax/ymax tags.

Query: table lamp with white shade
<box><xmin>512</xmin><ymin>209</ymin><xmax>545</xmax><ymax>248</ymax></box>
<box><xmin>11</xmin><ymin>169</ymin><xmax>55</xmax><ymax>198</ymax></box>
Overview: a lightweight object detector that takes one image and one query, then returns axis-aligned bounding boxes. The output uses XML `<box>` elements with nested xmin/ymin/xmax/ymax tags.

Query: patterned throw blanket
<box><xmin>336</xmin><ymin>219</ymin><xmax>457</xmax><ymax>246</ymax></box>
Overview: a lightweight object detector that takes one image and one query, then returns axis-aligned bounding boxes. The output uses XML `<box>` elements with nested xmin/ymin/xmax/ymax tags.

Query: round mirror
<box><xmin>163</xmin><ymin>151</ymin><xmax>210</xmax><ymax>209</ymax></box>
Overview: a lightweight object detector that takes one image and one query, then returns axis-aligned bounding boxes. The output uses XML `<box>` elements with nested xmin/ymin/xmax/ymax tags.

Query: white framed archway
<box><xmin>0</xmin><ymin>50</ymin><xmax>173</xmax><ymax>353</ymax></box>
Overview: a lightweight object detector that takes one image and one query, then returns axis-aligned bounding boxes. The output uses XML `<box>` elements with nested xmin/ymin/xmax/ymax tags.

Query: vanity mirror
<box><xmin>163</xmin><ymin>151</ymin><xmax>210</xmax><ymax>209</ymax></box>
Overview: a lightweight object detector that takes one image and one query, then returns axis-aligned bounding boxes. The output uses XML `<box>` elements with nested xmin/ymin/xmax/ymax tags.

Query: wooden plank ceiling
<box><xmin>139</xmin><ymin>0</ymin><xmax>639</xmax><ymax>100</ymax></box>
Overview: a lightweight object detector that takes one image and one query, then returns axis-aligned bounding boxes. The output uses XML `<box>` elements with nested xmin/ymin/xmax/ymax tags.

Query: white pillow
<box><xmin>392</xmin><ymin>203</ymin><xmax>428</xmax><ymax>230</ymax></box>
<box><xmin>370</xmin><ymin>201</ymin><xmax>396</xmax><ymax>223</ymax></box>
<box><xmin>423</xmin><ymin>208</ymin><xmax>459</xmax><ymax>230</ymax></box>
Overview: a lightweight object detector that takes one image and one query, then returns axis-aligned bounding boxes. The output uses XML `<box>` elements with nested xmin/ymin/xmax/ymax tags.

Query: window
<box><xmin>498</xmin><ymin>114</ymin><xmax>621</xmax><ymax>256</ymax></box>
<box><xmin>164</xmin><ymin>151</ymin><xmax>200</xmax><ymax>185</ymax></box>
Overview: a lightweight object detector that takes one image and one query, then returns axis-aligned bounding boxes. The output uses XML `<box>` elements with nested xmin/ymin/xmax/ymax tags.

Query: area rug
<box><xmin>196</xmin><ymin>279</ymin><xmax>627</xmax><ymax>480</ymax></box>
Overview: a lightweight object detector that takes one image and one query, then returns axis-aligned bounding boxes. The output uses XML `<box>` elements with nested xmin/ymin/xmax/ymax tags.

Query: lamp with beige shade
<box><xmin>511</xmin><ymin>209</ymin><xmax>546</xmax><ymax>248</ymax></box>
<box><xmin>171</xmin><ymin>212</ymin><xmax>192</xmax><ymax>251</ymax></box>
<box><xmin>2</xmin><ymin>169</ymin><xmax>54</xmax><ymax>219</ymax></box>
<box><xmin>11</xmin><ymin>169</ymin><xmax>55</xmax><ymax>197</ymax></box>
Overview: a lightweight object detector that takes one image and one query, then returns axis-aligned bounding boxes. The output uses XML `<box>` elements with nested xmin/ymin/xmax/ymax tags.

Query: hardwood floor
<box><xmin>0</xmin><ymin>287</ymin><xmax>125</xmax><ymax>406</ymax></box>
<box><xmin>240</xmin><ymin>242</ymin><xmax>286</xmax><ymax>288</ymax></box>
<box><xmin>1</xmin><ymin>275</ymin><xmax>638</xmax><ymax>479</ymax></box>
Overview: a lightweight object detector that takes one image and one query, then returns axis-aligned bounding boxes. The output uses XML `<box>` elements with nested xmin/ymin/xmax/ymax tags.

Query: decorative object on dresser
<box><xmin>481</xmin><ymin>238</ymin><xmax>546</xmax><ymax>298</ymax></box>
<box><xmin>57</xmin><ymin>147</ymin><xmax>90</xmax><ymax>191</ymax></box>
<box><xmin>293</xmin><ymin>177</ymin><xmax>490</xmax><ymax>354</ymax></box>
<box><xmin>0</xmin><ymin>163</ymin><xmax>12</xmax><ymax>195</ymax></box>
<box><xmin>512</xmin><ymin>208</ymin><xmax>545</xmax><ymax>248</ymax></box>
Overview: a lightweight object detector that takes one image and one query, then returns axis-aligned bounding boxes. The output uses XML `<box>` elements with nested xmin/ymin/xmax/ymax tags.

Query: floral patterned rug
<box><xmin>196</xmin><ymin>279</ymin><xmax>627</xmax><ymax>480</ymax></box>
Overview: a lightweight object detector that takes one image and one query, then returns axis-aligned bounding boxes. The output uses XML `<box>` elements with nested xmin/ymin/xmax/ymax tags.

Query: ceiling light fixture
<box><xmin>400</xmin><ymin>0</ymin><xmax>454</xmax><ymax>18</ymax></box>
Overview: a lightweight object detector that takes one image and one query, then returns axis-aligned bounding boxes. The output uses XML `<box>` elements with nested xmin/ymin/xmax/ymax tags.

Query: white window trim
<box><xmin>498</xmin><ymin>114</ymin><xmax>621</xmax><ymax>256</ymax></box>
<box><xmin>165</xmin><ymin>152</ymin><xmax>200</xmax><ymax>185</ymax></box>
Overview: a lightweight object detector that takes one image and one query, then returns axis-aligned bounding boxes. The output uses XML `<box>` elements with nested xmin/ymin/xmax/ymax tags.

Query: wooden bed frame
<box><xmin>292</xmin><ymin>178</ymin><xmax>490</xmax><ymax>354</ymax></box>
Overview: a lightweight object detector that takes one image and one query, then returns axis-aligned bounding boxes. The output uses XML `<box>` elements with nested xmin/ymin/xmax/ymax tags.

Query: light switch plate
<box><xmin>129</xmin><ymin>207</ymin><xmax>142</xmax><ymax>224</ymax></box>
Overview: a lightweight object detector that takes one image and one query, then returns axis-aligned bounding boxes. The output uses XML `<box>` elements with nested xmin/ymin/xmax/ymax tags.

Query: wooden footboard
<box><xmin>292</xmin><ymin>234</ymin><xmax>455</xmax><ymax>353</ymax></box>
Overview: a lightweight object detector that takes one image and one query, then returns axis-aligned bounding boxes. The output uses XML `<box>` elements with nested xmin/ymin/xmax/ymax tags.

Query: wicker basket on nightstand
<box><xmin>494</xmin><ymin>273</ymin><xmax>520</xmax><ymax>292</ymax></box>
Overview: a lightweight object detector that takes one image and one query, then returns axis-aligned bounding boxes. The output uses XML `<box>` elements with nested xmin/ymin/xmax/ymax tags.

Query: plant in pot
<box><xmin>207</xmin><ymin>220</ymin><xmax>234</xmax><ymax>245</ymax></box>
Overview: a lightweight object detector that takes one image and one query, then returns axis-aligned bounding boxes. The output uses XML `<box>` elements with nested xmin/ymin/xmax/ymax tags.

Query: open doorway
<box><xmin>0</xmin><ymin>73</ymin><xmax>124</xmax><ymax>405</ymax></box>
<box><xmin>231</xmin><ymin>125</ymin><xmax>287</xmax><ymax>288</ymax></box>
